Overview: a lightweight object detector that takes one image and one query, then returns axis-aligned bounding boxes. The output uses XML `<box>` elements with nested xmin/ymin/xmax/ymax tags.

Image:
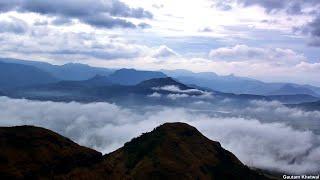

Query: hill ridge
<box><xmin>0</xmin><ymin>123</ymin><xmax>273</xmax><ymax>179</ymax></box>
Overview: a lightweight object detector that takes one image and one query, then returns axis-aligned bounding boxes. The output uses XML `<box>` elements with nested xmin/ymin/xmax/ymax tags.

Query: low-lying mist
<box><xmin>0</xmin><ymin>97</ymin><xmax>319</xmax><ymax>174</ymax></box>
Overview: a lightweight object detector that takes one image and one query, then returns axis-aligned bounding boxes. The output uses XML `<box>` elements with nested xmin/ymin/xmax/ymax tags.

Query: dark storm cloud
<box><xmin>0</xmin><ymin>0</ymin><xmax>153</xmax><ymax>29</ymax></box>
<box><xmin>107</xmin><ymin>2</ymin><xmax>153</xmax><ymax>19</ymax></box>
<box><xmin>305</xmin><ymin>15</ymin><xmax>320</xmax><ymax>46</ymax></box>
<box><xmin>294</xmin><ymin>13</ymin><xmax>320</xmax><ymax>47</ymax></box>
<box><xmin>231</xmin><ymin>0</ymin><xmax>320</xmax><ymax>46</ymax></box>
<box><xmin>308</xmin><ymin>16</ymin><xmax>320</xmax><ymax>37</ymax></box>
<box><xmin>19</xmin><ymin>0</ymin><xmax>152</xmax><ymax>19</ymax></box>
<box><xmin>82</xmin><ymin>14</ymin><xmax>136</xmax><ymax>29</ymax></box>
<box><xmin>286</xmin><ymin>3</ymin><xmax>302</xmax><ymax>15</ymax></box>
<box><xmin>237</xmin><ymin>0</ymin><xmax>286</xmax><ymax>13</ymax></box>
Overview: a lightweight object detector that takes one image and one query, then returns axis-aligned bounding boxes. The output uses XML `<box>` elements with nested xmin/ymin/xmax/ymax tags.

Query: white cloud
<box><xmin>152</xmin><ymin>85</ymin><xmax>205</xmax><ymax>94</ymax></box>
<box><xmin>151</xmin><ymin>85</ymin><xmax>214</xmax><ymax>99</ymax></box>
<box><xmin>0</xmin><ymin>16</ymin><xmax>28</xmax><ymax>34</ymax></box>
<box><xmin>152</xmin><ymin>45</ymin><xmax>178</xmax><ymax>58</ymax></box>
<box><xmin>147</xmin><ymin>92</ymin><xmax>162</xmax><ymax>97</ymax></box>
<box><xmin>0</xmin><ymin>97</ymin><xmax>319</xmax><ymax>174</ymax></box>
<box><xmin>0</xmin><ymin>0</ymin><xmax>152</xmax><ymax>29</ymax></box>
<box><xmin>209</xmin><ymin>44</ymin><xmax>306</xmax><ymax>64</ymax></box>
<box><xmin>0</xmin><ymin>25</ymin><xmax>150</xmax><ymax>64</ymax></box>
<box><xmin>167</xmin><ymin>93</ymin><xmax>189</xmax><ymax>100</ymax></box>
<box><xmin>237</xmin><ymin>100</ymin><xmax>320</xmax><ymax>125</ymax></box>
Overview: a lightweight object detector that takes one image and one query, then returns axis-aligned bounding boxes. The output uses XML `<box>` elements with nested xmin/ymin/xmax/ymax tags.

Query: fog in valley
<box><xmin>1</xmin><ymin>96</ymin><xmax>319</xmax><ymax>174</ymax></box>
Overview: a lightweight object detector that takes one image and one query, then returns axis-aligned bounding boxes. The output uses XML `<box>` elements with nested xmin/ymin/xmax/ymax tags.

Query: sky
<box><xmin>0</xmin><ymin>0</ymin><xmax>320</xmax><ymax>85</ymax></box>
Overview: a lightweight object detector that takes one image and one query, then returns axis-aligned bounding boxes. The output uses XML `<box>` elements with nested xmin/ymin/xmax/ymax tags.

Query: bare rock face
<box><xmin>0</xmin><ymin>123</ymin><xmax>272</xmax><ymax>180</ymax></box>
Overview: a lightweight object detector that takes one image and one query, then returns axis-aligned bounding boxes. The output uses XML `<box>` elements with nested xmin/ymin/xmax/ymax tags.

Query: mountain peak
<box><xmin>108</xmin><ymin>68</ymin><xmax>167</xmax><ymax>85</ymax></box>
<box><xmin>269</xmin><ymin>83</ymin><xmax>318</xmax><ymax>96</ymax></box>
<box><xmin>137</xmin><ymin>77</ymin><xmax>189</xmax><ymax>89</ymax></box>
<box><xmin>115</xmin><ymin>68</ymin><xmax>137</xmax><ymax>72</ymax></box>
<box><xmin>0</xmin><ymin>123</ymin><xmax>272</xmax><ymax>179</ymax></box>
<box><xmin>102</xmin><ymin>122</ymin><xmax>271</xmax><ymax>179</ymax></box>
<box><xmin>112</xmin><ymin>68</ymin><xmax>166</xmax><ymax>75</ymax></box>
<box><xmin>152</xmin><ymin>122</ymin><xmax>202</xmax><ymax>134</ymax></box>
<box><xmin>62</xmin><ymin>63</ymin><xmax>90</xmax><ymax>68</ymax></box>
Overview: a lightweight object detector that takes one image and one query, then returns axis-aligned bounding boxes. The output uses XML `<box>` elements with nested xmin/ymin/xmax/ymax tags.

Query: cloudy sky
<box><xmin>0</xmin><ymin>0</ymin><xmax>320</xmax><ymax>85</ymax></box>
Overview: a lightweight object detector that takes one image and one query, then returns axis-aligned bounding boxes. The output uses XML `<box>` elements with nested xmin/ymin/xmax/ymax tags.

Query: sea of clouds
<box><xmin>0</xmin><ymin>96</ymin><xmax>319</xmax><ymax>174</ymax></box>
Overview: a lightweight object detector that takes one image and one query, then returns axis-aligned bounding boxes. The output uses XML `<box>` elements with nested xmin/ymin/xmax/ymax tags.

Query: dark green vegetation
<box><xmin>0</xmin><ymin>123</ymin><xmax>273</xmax><ymax>180</ymax></box>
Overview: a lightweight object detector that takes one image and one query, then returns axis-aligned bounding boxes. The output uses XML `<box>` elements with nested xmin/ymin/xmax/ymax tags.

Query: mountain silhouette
<box><xmin>108</xmin><ymin>68</ymin><xmax>167</xmax><ymax>85</ymax></box>
<box><xmin>0</xmin><ymin>123</ymin><xmax>272</xmax><ymax>179</ymax></box>
<box><xmin>137</xmin><ymin>77</ymin><xmax>189</xmax><ymax>90</ymax></box>
<box><xmin>2</xmin><ymin>58</ymin><xmax>320</xmax><ymax>97</ymax></box>
<box><xmin>268</xmin><ymin>84</ymin><xmax>319</xmax><ymax>96</ymax></box>
<box><xmin>53</xmin><ymin>75</ymin><xmax>113</xmax><ymax>88</ymax></box>
<box><xmin>0</xmin><ymin>58</ymin><xmax>114</xmax><ymax>81</ymax></box>
<box><xmin>0</xmin><ymin>62</ymin><xmax>58</xmax><ymax>89</ymax></box>
<box><xmin>163</xmin><ymin>69</ymin><xmax>320</xmax><ymax>97</ymax></box>
<box><xmin>96</xmin><ymin>122</ymin><xmax>271</xmax><ymax>180</ymax></box>
<box><xmin>0</xmin><ymin>126</ymin><xmax>102</xmax><ymax>179</ymax></box>
<box><xmin>6</xmin><ymin>77</ymin><xmax>197</xmax><ymax>102</ymax></box>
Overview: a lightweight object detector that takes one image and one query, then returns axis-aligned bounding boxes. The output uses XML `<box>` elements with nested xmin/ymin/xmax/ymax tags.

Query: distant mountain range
<box><xmin>5</xmin><ymin>77</ymin><xmax>207</xmax><ymax>104</ymax></box>
<box><xmin>0</xmin><ymin>58</ymin><xmax>320</xmax><ymax>104</ymax></box>
<box><xmin>268</xmin><ymin>84</ymin><xmax>319</xmax><ymax>96</ymax></box>
<box><xmin>163</xmin><ymin>69</ymin><xmax>320</xmax><ymax>97</ymax></box>
<box><xmin>137</xmin><ymin>76</ymin><xmax>189</xmax><ymax>90</ymax></box>
<box><xmin>0</xmin><ymin>58</ymin><xmax>114</xmax><ymax>81</ymax></box>
<box><xmin>0</xmin><ymin>123</ymin><xmax>273</xmax><ymax>179</ymax></box>
<box><xmin>0</xmin><ymin>61</ymin><xmax>58</xmax><ymax>89</ymax></box>
<box><xmin>4</xmin><ymin>75</ymin><xmax>318</xmax><ymax>105</ymax></box>
<box><xmin>108</xmin><ymin>68</ymin><xmax>167</xmax><ymax>85</ymax></box>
